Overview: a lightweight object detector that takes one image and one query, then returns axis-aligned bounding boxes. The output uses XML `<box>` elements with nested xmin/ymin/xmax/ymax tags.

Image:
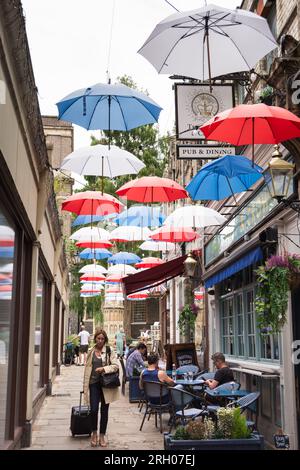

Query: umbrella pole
<box><xmin>204</xmin><ymin>18</ymin><xmax>213</xmax><ymax>94</ymax></box>
<box><xmin>226</xmin><ymin>177</ymin><xmax>238</xmax><ymax>205</ymax></box>
<box><xmin>101</xmin><ymin>156</ymin><xmax>104</xmax><ymax>195</ymax></box>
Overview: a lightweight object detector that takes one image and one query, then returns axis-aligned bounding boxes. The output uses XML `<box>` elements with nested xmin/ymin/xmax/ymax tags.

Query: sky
<box><xmin>22</xmin><ymin>0</ymin><xmax>240</xmax><ymax>151</ymax></box>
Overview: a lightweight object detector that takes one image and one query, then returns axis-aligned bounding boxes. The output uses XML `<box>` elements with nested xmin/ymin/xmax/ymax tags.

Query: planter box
<box><xmin>164</xmin><ymin>432</ymin><xmax>264</xmax><ymax>450</ymax></box>
<box><xmin>129</xmin><ymin>376</ymin><xmax>144</xmax><ymax>403</ymax></box>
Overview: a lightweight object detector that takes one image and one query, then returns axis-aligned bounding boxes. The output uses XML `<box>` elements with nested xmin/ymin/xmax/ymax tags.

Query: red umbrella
<box><xmin>116</xmin><ymin>176</ymin><xmax>188</xmax><ymax>202</ymax></box>
<box><xmin>80</xmin><ymin>274</ymin><xmax>106</xmax><ymax>282</ymax></box>
<box><xmin>105</xmin><ymin>274</ymin><xmax>123</xmax><ymax>283</ymax></box>
<box><xmin>150</xmin><ymin>226</ymin><xmax>199</xmax><ymax>243</ymax></box>
<box><xmin>62</xmin><ymin>191</ymin><xmax>124</xmax><ymax>215</ymax></box>
<box><xmin>200</xmin><ymin>103</ymin><xmax>300</xmax><ymax>164</ymax></box>
<box><xmin>127</xmin><ymin>291</ymin><xmax>149</xmax><ymax>300</ymax></box>
<box><xmin>75</xmin><ymin>240</ymin><xmax>112</xmax><ymax>249</ymax></box>
<box><xmin>135</xmin><ymin>257</ymin><xmax>165</xmax><ymax>269</ymax></box>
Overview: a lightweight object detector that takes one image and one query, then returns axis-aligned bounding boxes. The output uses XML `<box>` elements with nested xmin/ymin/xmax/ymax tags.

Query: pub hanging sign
<box><xmin>177</xmin><ymin>145</ymin><xmax>236</xmax><ymax>160</ymax></box>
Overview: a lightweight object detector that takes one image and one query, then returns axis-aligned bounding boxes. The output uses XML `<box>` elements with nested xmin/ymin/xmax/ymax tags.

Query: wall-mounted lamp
<box><xmin>184</xmin><ymin>252</ymin><xmax>197</xmax><ymax>277</ymax></box>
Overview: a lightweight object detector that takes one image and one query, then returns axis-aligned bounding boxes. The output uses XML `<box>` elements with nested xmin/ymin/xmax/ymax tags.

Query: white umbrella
<box><xmin>139</xmin><ymin>240</ymin><xmax>176</xmax><ymax>252</ymax></box>
<box><xmin>79</xmin><ymin>264</ymin><xmax>107</xmax><ymax>274</ymax></box>
<box><xmin>164</xmin><ymin>205</ymin><xmax>226</xmax><ymax>228</ymax></box>
<box><xmin>109</xmin><ymin>226</ymin><xmax>152</xmax><ymax>242</ymax></box>
<box><xmin>80</xmin><ymin>283</ymin><xmax>104</xmax><ymax>291</ymax></box>
<box><xmin>107</xmin><ymin>264</ymin><xmax>137</xmax><ymax>275</ymax></box>
<box><xmin>61</xmin><ymin>144</ymin><xmax>145</xmax><ymax>177</ymax></box>
<box><xmin>1</xmin><ymin>263</ymin><xmax>14</xmax><ymax>273</ymax></box>
<box><xmin>138</xmin><ymin>4</ymin><xmax>277</xmax><ymax>85</ymax></box>
<box><xmin>70</xmin><ymin>226</ymin><xmax>110</xmax><ymax>241</ymax></box>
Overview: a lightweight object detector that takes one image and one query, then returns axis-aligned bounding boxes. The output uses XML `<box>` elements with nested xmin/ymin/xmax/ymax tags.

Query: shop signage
<box><xmin>175</xmin><ymin>83</ymin><xmax>234</xmax><ymax>140</ymax></box>
<box><xmin>273</xmin><ymin>433</ymin><xmax>290</xmax><ymax>449</ymax></box>
<box><xmin>177</xmin><ymin>145</ymin><xmax>236</xmax><ymax>160</ymax></box>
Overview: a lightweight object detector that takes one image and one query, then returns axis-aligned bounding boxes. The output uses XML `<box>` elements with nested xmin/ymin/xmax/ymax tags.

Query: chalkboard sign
<box><xmin>273</xmin><ymin>433</ymin><xmax>290</xmax><ymax>449</ymax></box>
<box><xmin>164</xmin><ymin>343</ymin><xmax>198</xmax><ymax>370</ymax></box>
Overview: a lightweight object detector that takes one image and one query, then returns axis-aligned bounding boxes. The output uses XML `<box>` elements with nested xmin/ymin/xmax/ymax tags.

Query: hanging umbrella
<box><xmin>107</xmin><ymin>264</ymin><xmax>137</xmax><ymax>275</ymax></box>
<box><xmin>76</xmin><ymin>240</ymin><xmax>112</xmax><ymax>249</ymax></box>
<box><xmin>79</xmin><ymin>264</ymin><xmax>107</xmax><ymax>274</ymax></box>
<box><xmin>135</xmin><ymin>257</ymin><xmax>165</xmax><ymax>269</ymax></box>
<box><xmin>105</xmin><ymin>274</ymin><xmax>124</xmax><ymax>283</ymax></box>
<box><xmin>0</xmin><ymin>225</ymin><xmax>14</xmax><ymax>247</ymax></box>
<box><xmin>80</xmin><ymin>274</ymin><xmax>106</xmax><ymax>282</ymax></box>
<box><xmin>70</xmin><ymin>226</ymin><xmax>110</xmax><ymax>241</ymax></box>
<box><xmin>56</xmin><ymin>82</ymin><xmax>162</xmax><ymax>132</ymax></box>
<box><xmin>79</xmin><ymin>248</ymin><xmax>112</xmax><ymax>260</ymax></box>
<box><xmin>139</xmin><ymin>240</ymin><xmax>176</xmax><ymax>252</ymax></box>
<box><xmin>114</xmin><ymin>205</ymin><xmax>165</xmax><ymax>227</ymax></box>
<box><xmin>150</xmin><ymin>226</ymin><xmax>199</xmax><ymax>243</ymax></box>
<box><xmin>62</xmin><ymin>191</ymin><xmax>124</xmax><ymax>215</ymax></box>
<box><xmin>116</xmin><ymin>176</ymin><xmax>188</xmax><ymax>203</ymax></box>
<box><xmin>0</xmin><ymin>247</ymin><xmax>14</xmax><ymax>258</ymax></box>
<box><xmin>164</xmin><ymin>205</ymin><xmax>226</xmax><ymax>228</ymax></box>
<box><xmin>61</xmin><ymin>144</ymin><xmax>145</xmax><ymax>178</ymax></box>
<box><xmin>200</xmin><ymin>103</ymin><xmax>300</xmax><ymax>164</ymax></box>
<box><xmin>186</xmin><ymin>155</ymin><xmax>263</xmax><ymax>202</ymax></box>
<box><xmin>1</xmin><ymin>263</ymin><xmax>14</xmax><ymax>273</ymax></box>
<box><xmin>127</xmin><ymin>290</ymin><xmax>150</xmax><ymax>300</ymax></box>
<box><xmin>109</xmin><ymin>226</ymin><xmax>152</xmax><ymax>242</ymax></box>
<box><xmin>138</xmin><ymin>4</ymin><xmax>277</xmax><ymax>88</ymax></box>
<box><xmin>108</xmin><ymin>252</ymin><xmax>141</xmax><ymax>265</ymax></box>
<box><xmin>72</xmin><ymin>213</ymin><xmax>117</xmax><ymax>227</ymax></box>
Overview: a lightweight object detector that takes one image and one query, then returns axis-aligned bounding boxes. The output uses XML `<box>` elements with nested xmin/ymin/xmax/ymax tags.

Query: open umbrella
<box><xmin>114</xmin><ymin>205</ymin><xmax>165</xmax><ymax>227</ymax></box>
<box><xmin>150</xmin><ymin>226</ymin><xmax>199</xmax><ymax>243</ymax></box>
<box><xmin>109</xmin><ymin>226</ymin><xmax>152</xmax><ymax>242</ymax></box>
<box><xmin>127</xmin><ymin>290</ymin><xmax>150</xmax><ymax>300</ymax></box>
<box><xmin>80</xmin><ymin>274</ymin><xmax>106</xmax><ymax>282</ymax></box>
<box><xmin>108</xmin><ymin>252</ymin><xmax>141</xmax><ymax>265</ymax></box>
<box><xmin>200</xmin><ymin>103</ymin><xmax>300</xmax><ymax>164</ymax></box>
<box><xmin>116</xmin><ymin>176</ymin><xmax>188</xmax><ymax>202</ymax></box>
<box><xmin>79</xmin><ymin>248</ymin><xmax>112</xmax><ymax>260</ymax></box>
<box><xmin>186</xmin><ymin>155</ymin><xmax>263</xmax><ymax>202</ymax></box>
<box><xmin>138</xmin><ymin>4</ymin><xmax>277</xmax><ymax>89</ymax></box>
<box><xmin>60</xmin><ymin>144</ymin><xmax>145</xmax><ymax>193</ymax></box>
<box><xmin>72</xmin><ymin>214</ymin><xmax>116</xmax><ymax>227</ymax></box>
<box><xmin>135</xmin><ymin>257</ymin><xmax>165</xmax><ymax>269</ymax></box>
<box><xmin>79</xmin><ymin>264</ymin><xmax>107</xmax><ymax>274</ymax></box>
<box><xmin>62</xmin><ymin>191</ymin><xmax>124</xmax><ymax>215</ymax></box>
<box><xmin>107</xmin><ymin>264</ymin><xmax>137</xmax><ymax>276</ymax></box>
<box><xmin>139</xmin><ymin>240</ymin><xmax>176</xmax><ymax>252</ymax></box>
<box><xmin>164</xmin><ymin>205</ymin><xmax>226</xmax><ymax>228</ymax></box>
<box><xmin>70</xmin><ymin>226</ymin><xmax>110</xmax><ymax>241</ymax></box>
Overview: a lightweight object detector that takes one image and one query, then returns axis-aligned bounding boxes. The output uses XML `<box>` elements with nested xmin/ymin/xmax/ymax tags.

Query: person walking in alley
<box><xmin>83</xmin><ymin>328</ymin><xmax>120</xmax><ymax>447</ymax></box>
<box><xmin>114</xmin><ymin>327</ymin><xmax>126</xmax><ymax>358</ymax></box>
<box><xmin>77</xmin><ymin>325</ymin><xmax>90</xmax><ymax>366</ymax></box>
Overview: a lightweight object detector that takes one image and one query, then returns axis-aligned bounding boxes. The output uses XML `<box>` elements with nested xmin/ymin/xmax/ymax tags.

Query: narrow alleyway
<box><xmin>24</xmin><ymin>364</ymin><xmax>165</xmax><ymax>450</ymax></box>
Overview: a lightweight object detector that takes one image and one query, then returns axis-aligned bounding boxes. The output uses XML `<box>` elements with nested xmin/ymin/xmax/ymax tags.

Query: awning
<box><xmin>204</xmin><ymin>247</ymin><xmax>263</xmax><ymax>289</ymax></box>
<box><xmin>123</xmin><ymin>255</ymin><xmax>187</xmax><ymax>295</ymax></box>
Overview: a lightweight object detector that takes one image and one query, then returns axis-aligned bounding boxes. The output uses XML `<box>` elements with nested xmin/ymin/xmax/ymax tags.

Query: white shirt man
<box><xmin>78</xmin><ymin>327</ymin><xmax>90</xmax><ymax>365</ymax></box>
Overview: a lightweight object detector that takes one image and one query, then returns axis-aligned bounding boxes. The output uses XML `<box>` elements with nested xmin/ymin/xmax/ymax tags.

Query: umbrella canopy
<box><xmin>139</xmin><ymin>240</ymin><xmax>176</xmax><ymax>252</ymax></box>
<box><xmin>108</xmin><ymin>252</ymin><xmax>141</xmax><ymax>265</ymax></box>
<box><xmin>164</xmin><ymin>205</ymin><xmax>226</xmax><ymax>228</ymax></box>
<box><xmin>79</xmin><ymin>264</ymin><xmax>107</xmax><ymax>274</ymax></box>
<box><xmin>186</xmin><ymin>155</ymin><xmax>263</xmax><ymax>201</ymax></box>
<box><xmin>0</xmin><ymin>225</ymin><xmax>14</xmax><ymax>247</ymax></box>
<box><xmin>127</xmin><ymin>290</ymin><xmax>150</xmax><ymax>300</ymax></box>
<box><xmin>1</xmin><ymin>263</ymin><xmax>14</xmax><ymax>273</ymax></box>
<box><xmin>62</xmin><ymin>191</ymin><xmax>124</xmax><ymax>215</ymax></box>
<box><xmin>72</xmin><ymin>214</ymin><xmax>116</xmax><ymax>227</ymax></box>
<box><xmin>79</xmin><ymin>248</ymin><xmax>112</xmax><ymax>260</ymax></box>
<box><xmin>61</xmin><ymin>144</ymin><xmax>145</xmax><ymax>177</ymax></box>
<box><xmin>114</xmin><ymin>205</ymin><xmax>165</xmax><ymax>227</ymax></box>
<box><xmin>109</xmin><ymin>226</ymin><xmax>152</xmax><ymax>242</ymax></box>
<box><xmin>200</xmin><ymin>103</ymin><xmax>300</xmax><ymax>163</ymax></box>
<box><xmin>135</xmin><ymin>257</ymin><xmax>164</xmax><ymax>269</ymax></box>
<box><xmin>105</xmin><ymin>274</ymin><xmax>124</xmax><ymax>283</ymax></box>
<box><xmin>80</xmin><ymin>274</ymin><xmax>106</xmax><ymax>282</ymax></box>
<box><xmin>116</xmin><ymin>176</ymin><xmax>188</xmax><ymax>203</ymax></box>
<box><xmin>107</xmin><ymin>264</ymin><xmax>137</xmax><ymax>275</ymax></box>
<box><xmin>56</xmin><ymin>82</ymin><xmax>162</xmax><ymax>131</ymax></box>
<box><xmin>76</xmin><ymin>240</ymin><xmax>112</xmax><ymax>249</ymax></box>
<box><xmin>138</xmin><ymin>4</ymin><xmax>277</xmax><ymax>84</ymax></box>
<box><xmin>0</xmin><ymin>247</ymin><xmax>14</xmax><ymax>258</ymax></box>
<box><xmin>70</xmin><ymin>226</ymin><xmax>110</xmax><ymax>241</ymax></box>
<box><xmin>150</xmin><ymin>226</ymin><xmax>199</xmax><ymax>243</ymax></box>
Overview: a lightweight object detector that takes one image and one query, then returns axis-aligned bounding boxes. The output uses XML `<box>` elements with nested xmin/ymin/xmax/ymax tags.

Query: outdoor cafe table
<box><xmin>205</xmin><ymin>389</ymin><xmax>250</xmax><ymax>400</ymax></box>
<box><xmin>174</xmin><ymin>379</ymin><xmax>206</xmax><ymax>387</ymax></box>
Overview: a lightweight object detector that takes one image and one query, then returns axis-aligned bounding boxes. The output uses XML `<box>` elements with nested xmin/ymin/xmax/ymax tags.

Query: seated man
<box><xmin>139</xmin><ymin>353</ymin><xmax>174</xmax><ymax>404</ymax></box>
<box><xmin>205</xmin><ymin>352</ymin><xmax>234</xmax><ymax>390</ymax></box>
<box><xmin>125</xmin><ymin>342</ymin><xmax>147</xmax><ymax>378</ymax></box>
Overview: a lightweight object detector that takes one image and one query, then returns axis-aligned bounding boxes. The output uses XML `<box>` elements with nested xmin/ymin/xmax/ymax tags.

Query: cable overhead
<box><xmin>106</xmin><ymin>0</ymin><xmax>116</xmax><ymax>83</ymax></box>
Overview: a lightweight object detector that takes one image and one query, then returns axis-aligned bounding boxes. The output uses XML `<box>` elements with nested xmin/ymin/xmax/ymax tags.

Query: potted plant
<box><xmin>255</xmin><ymin>254</ymin><xmax>300</xmax><ymax>333</ymax></box>
<box><xmin>164</xmin><ymin>407</ymin><xmax>264</xmax><ymax>450</ymax></box>
<box><xmin>258</xmin><ymin>85</ymin><xmax>274</xmax><ymax>105</ymax></box>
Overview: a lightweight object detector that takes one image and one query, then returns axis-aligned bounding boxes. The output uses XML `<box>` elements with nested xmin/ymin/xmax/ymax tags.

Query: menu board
<box><xmin>164</xmin><ymin>343</ymin><xmax>198</xmax><ymax>370</ymax></box>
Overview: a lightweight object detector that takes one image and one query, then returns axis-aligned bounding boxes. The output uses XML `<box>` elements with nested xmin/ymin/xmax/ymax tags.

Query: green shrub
<box><xmin>231</xmin><ymin>408</ymin><xmax>251</xmax><ymax>439</ymax></box>
<box><xmin>173</xmin><ymin>426</ymin><xmax>190</xmax><ymax>440</ymax></box>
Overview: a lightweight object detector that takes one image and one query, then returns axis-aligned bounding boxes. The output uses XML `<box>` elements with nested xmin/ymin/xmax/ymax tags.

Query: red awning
<box><xmin>123</xmin><ymin>255</ymin><xmax>187</xmax><ymax>295</ymax></box>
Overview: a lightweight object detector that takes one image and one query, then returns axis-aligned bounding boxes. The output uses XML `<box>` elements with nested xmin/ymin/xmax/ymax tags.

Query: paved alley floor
<box><xmin>25</xmin><ymin>364</ymin><xmax>165</xmax><ymax>450</ymax></box>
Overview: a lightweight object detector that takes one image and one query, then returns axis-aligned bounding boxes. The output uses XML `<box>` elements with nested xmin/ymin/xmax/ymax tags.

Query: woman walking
<box><xmin>83</xmin><ymin>328</ymin><xmax>120</xmax><ymax>447</ymax></box>
<box><xmin>114</xmin><ymin>327</ymin><xmax>126</xmax><ymax>358</ymax></box>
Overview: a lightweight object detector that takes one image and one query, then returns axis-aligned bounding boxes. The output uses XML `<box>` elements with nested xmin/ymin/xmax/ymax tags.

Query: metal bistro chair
<box><xmin>168</xmin><ymin>386</ymin><xmax>207</xmax><ymax>433</ymax></box>
<box><xmin>139</xmin><ymin>381</ymin><xmax>171</xmax><ymax>433</ymax></box>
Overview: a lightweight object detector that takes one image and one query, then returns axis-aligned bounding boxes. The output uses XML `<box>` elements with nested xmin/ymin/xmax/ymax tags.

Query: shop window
<box><xmin>132</xmin><ymin>301</ymin><xmax>146</xmax><ymax>323</ymax></box>
<box><xmin>0</xmin><ymin>211</ymin><xmax>15</xmax><ymax>445</ymax></box>
<box><xmin>246</xmin><ymin>290</ymin><xmax>256</xmax><ymax>358</ymax></box>
<box><xmin>32</xmin><ymin>271</ymin><xmax>44</xmax><ymax>398</ymax></box>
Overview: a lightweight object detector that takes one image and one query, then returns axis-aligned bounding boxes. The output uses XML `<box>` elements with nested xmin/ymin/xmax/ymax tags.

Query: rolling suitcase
<box><xmin>70</xmin><ymin>391</ymin><xmax>92</xmax><ymax>437</ymax></box>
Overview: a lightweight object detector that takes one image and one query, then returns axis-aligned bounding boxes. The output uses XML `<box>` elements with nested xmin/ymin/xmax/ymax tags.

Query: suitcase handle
<box><xmin>79</xmin><ymin>390</ymin><xmax>84</xmax><ymax>412</ymax></box>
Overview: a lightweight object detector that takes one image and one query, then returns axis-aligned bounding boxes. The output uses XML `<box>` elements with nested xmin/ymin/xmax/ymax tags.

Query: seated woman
<box><xmin>139</xmin><ymin>352</ymin><xmax>174</xmax><ymax>404</ymax></box>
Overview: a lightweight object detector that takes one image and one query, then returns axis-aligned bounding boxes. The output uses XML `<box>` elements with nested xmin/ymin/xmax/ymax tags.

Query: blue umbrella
<box><xmin>186</xmin><ymin>155</ymin><xmax>263</xmax><ymax>201</ymax></box>
<box><xmin>56</xmin><ymin>83</ymin><xmax>162</xmax><ymax>131</ymax></box>
<box><xmin>0</xmin><ymin>247</ymin><xmax>14</xmax><ymax>258</ymax></box>
<box><xmin>72</xmin><ymin>213</ymin><xmax>117</xmax><ymax>227</ymax></box>
<box><xmin>79</xmin><ymin>248</ymin><xmax>112</xmax><ymax>260</ymax></box>
<box><xmin>108</xmin><ymin>252</ymin><xmax>141</xmax><ymax>265</ymax></box>
<box><xmin>114</xmin><ymin>205</ymin><xmax>165</xmax><ymax>227</ymax></box>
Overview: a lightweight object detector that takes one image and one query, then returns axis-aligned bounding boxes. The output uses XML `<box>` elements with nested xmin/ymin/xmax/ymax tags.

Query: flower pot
<box><xmin>163</xmin><ymin>432</ymin><xmax>264</xmax><ymax>450</ymax></box>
